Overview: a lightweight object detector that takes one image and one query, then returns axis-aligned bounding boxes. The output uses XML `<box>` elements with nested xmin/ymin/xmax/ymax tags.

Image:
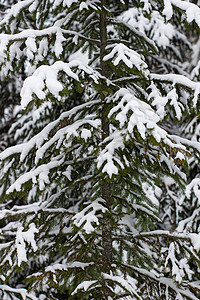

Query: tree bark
<box><xmin>100</xmin><ymin>0</ymin><xmax>113</xmax><ymax>274</ymax></box>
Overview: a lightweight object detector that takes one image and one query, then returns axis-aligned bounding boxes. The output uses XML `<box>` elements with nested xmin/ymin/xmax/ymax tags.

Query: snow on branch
<box><xmin>28</xmin><ymin>261</ymin><xmax>94</xmax><ymax>280</ymax></box>
<box><xmin>97</xmin><ymin>130</ymin><xmax>125</xmax><ymax>178</ymax></box>
<box><xmin>72</xmin><ymin>280</ymin><xmax>98</xmax><ymax>295</ymax></box>
<box><xmin>34</xmin><ymin>116</ymin><xmax>100</xmax><ymax>164</ymax></box>
<box><xmin>0</xmin><ymin>26</ymin><xmax>99</xmax><ymax>45</ymax></box>
<box><xmin>171</xmin><ymin>135</ymin><xmax>200</xmax><ymax>153</ymax></box>
<box><xmin>51</xmin><ymin>0</ymin><xmax>99</xmax><ymax>11</ymax></box>
<box><xmin>72</xmin><ymin>198</ymin><xmax>107</xmax><ymax>234</ymax></box>
<box><xmin>51</xmin><ymin>0</ymin><xmax>79</xmax><ymax>9</ymax></box>
<box><xmin>131</xmin><ymin>203</ymin><xmax>161</xmax><ymax>222</ymax></box>
<box><xmin>0</xmin><ymin>24</ymin><xmax>82</xmax><ymax>42</ymax></box>
<box><xmin>104</xmin><ymin>43</ymin><xmax>149</xmax><ymax>76</ymax></box>
<box><xmin>165</xmin><ymin>242</ymin><xmax>194</xmax><ymax>283</ymax></box>
<box><xmin>132</xmin><ymin>229</ymin><xmax>190</xmax><ymax>240</ymax></box>
<box><xmin>112</xmin><ymin>18</ymin><xmax>158</xmax><ymax>53</ymax></box>
<box><xmin>148</xmin><ymin>82</ymin><xmax>183</xmax><ymax>120</ymax></box>
<box><xmin>132</xmin><ymin>229</ymin><xmax>200</xmax><ymax>254</ymax></box>
<box><xmin>123</xmin><ymin>264</ymin><xmax>199</xmax><ymax>300</ymax></box>
<box><xmin>108</xmin><ymin>88</ymin><xmax>160</xmax><ymax>139</ymax></box>
<box><xmin>163</xmin><ymin>0</ymin><xmax>200</xmax><ymax>27</ymax></box>
<box><xmin>0</xmin><ymin>0</ymin><xmax>35</xmax><ymax>28</ymax></box>
<box><xmin>0</xmin><ymin>113</ymin><xmax>100</xmax><ymax>194</ymax></box>
<box><xmin>16</xmin><ymin>223</ymin><xmax>38</xmax><ymax>266</ymax></box>
<box><xmin>0</xmin><ymin>0</ymin><xmax>99</xmax><ymax>30</ymax></box>
<box><xmin>120</xmin><ymin>7</ymin><xmax>189</xmax><ymax>49</ymax></box>
<box><xmin>109</xmin><ymin>88</ymin><xmax>185</xmax><ymax>148</ymax></box>
<box><xmin>26</xmin><ymin>261</ymin><xmax>95</xmax><ymax>294</ymax></box>
<box><xmin>0</xmin><ymin>100</ymin><xmax>100</xmax><ymax>162</ymax></box>
<box><xmin>103</xmin><ymin>273</ymin><xmax>140</xmax><ymax>299</ymax></box>
<box><xmin>177</xmin><ymin>207</ymin><xmax>200</xmax><ymax>233</ymax></box>
<box><xmin>0</xmin><ymin>202</ymin><xmax>73</xmax><ymax>221</ymax></box>
<box><xmin>73</xmin><ymin>273</ymin><xmax>140</xmax><ymax>298</ymax></box>
<box><xmin>0</xmin><ymin>285</ymin><xmax>37</xmax><ymax>300</ymax></box>
<box><xmin>97</xmin><ymin>88</ymin><xmax>187</xmax><ymax>178</ymax></box>
<box><xmin>151</xmin><ymin>73</ymin><xmax>200</xmax><ymax>107</ymax></box>
<box><xmin>186</xmin><ymin>178</ymin><xmax>200</xmax><ymax>201</ymax></box>
<box><xmin>6</xmin><ymin>155</ymin><xmax>65</xmax><ymax>194</ymax></box>
<box><xmin>21</xmin><ymin>60</ymin><xmax>99</xmax><ymax>109</ymax></box>
<box><xmin>0</xmin><ymin>27</ymin><xmax>99</xmax><ymax>74</ymax></box>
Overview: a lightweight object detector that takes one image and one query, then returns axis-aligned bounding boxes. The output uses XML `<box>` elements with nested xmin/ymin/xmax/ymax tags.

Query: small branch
<box><xmin>132</xmin><ymin>230</ymin><xmax>191</xmax><ymax>241</ymax></box>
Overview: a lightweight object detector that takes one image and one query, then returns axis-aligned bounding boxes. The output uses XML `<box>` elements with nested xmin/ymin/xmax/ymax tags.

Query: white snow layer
<box><xmin>21</xmin><ymin>60</ymin><xmax>99</xmax><ymax>109</ymax></box>
<box><xmin>72</xmin><ymin>198</ymin><xmax>107</xmax><ymax>234</ymax></box>
<box><xmin>104</xmin><ymin>43</ymin><xmax>149</xmax><ymax>76</ymax></box>
<box><xmin>97</xmin><ymin>88</ymin><xmax>186</xmax><ymax>178</ymax></box>
<box><xmin>16</xmin><ymin>223</ymin><xmax>38</xmax><ymax>266</ymax></box>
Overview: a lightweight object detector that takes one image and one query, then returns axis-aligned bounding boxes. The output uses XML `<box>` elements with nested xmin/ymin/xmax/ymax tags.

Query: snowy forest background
<box><xmin>1</xmin><ymin>0</ymin><xmax>200</xmax><ymax>299</ymax></box>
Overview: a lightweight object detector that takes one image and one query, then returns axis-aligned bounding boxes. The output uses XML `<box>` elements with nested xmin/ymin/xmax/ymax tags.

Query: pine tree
<box><xmin>168</xmin><ymin>0</ymin><xmax>200</xmax><ymax>239</ymax></box>
<box><xmin>0</xmin><ymin>0</ymin><xmax>22</xmax><ymax>152</ymax></box>
<box><xmin>157</xmin><ymin>7</ymin><xmax>200</xmax><ymax>288</ymax></box>
<box><xmin>1</xmin><ymin>1</ymin><xmax>200</xmax><ymax>299</ymax></box>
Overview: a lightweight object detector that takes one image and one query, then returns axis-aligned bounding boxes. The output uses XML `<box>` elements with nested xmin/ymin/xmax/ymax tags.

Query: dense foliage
<box><xmin>0</xmin><ymin>1</ymin><xmax>200</xmax><ymax>299</ymax></box>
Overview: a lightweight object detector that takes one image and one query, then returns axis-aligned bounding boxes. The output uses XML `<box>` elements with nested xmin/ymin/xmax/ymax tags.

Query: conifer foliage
<box><xmin>1</xmin><ymin>0</ymin><xmax>200</xmax><ymax>299</ymax></box>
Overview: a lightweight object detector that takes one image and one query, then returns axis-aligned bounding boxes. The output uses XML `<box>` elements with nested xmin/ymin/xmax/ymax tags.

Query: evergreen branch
<box><xmin>184</xmin><ymin>282</ymin><xmax>200</xmax><ymax>293</ymax></box>
<box><xmin>0</xmin><ymin>285</ymin><xmax>36</xmax><ymax>300</ymax></box>
<box><xmin>110</xmin><ymin>18</ymin><xmax>158</xmax><ymax>53</ymax></box>
<box><xmin>113</xmin><ymin>195</ymin><xmax>161</xmax><ymax>222</ymax></box>
<box><xmin>62</xmin><ymin>29</ymin><xmax>100</xmax><ymax>44</ymax></box>
<box><xmin>151</xmin><ymin>55</ymin><xmax>189</xmax><ymax>77</ymax></box>
<box><xmin>132</xmin><ymin>230</ymin><xmax>191</xmax><ymax>241</ymax></box>
<box><xmin>171</xmin><ymin>135</ymin><xmax>200</xmax><ymax>153</ymax></box>
<box><xmin>0</xmin><ymin>206</ymin><xmax>74</xmax><ymax>222</ymax></box>
<box><xmin>112</xmin><ymin>76</ymin><xmax>143</xmax><ymax>84</ymax></box>
<box><xmin>151</xmin><ymin>73</ymin><xmax>200</xmax><ymax>91</ymax></box>
<box><xmin>0</xmin><ymin>0</ymin><xmax>35</xmax><ymax>28</ymax></box>
<box><xmin>118</xmin><ymin>263</ymin><xmax>199</xmax><ymax>300</ymax></box>
<box><xmin>0</xmin><ymin>3</ymin><xmax>10</xmax><ymax>10</ymax></box>
<box><xmin>0</xmin><ymin>100</ymin><xmax>100</xmax><ymax>161</ymax></box>
<box><xmin>176</xmin><ymin>240</ymin><xmax>200</xmax><ymax>262</ymax></box>
<box><xmin>107</xmin><ymin>38</ymin><xmax>132</xmax><ymax>46</ymax></box>
<box><xmin>0</xmin><ymin>27</ymin><xmax>100</xmax><ymax>45</ymax></box>
<box><xmin>6</xmin><ymin>156</ymin><xmax>65</xmax><ymax>194</ymax></box>
<box><xmin>151</xmin><ymin>73</ymin><xmax>200</xmax><ymax>106</ymax></box>
<box><xmin>0</xmin><ymin>241</ymin><xmax>13</xmax><ymax>250</ymax></box>
<box><xmin>170</xmin><ymin>0</ymin><xmax>200</xmax><ymax>27</ymax></box>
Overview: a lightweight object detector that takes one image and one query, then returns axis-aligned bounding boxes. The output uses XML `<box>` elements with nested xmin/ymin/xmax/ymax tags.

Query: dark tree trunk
<box><xmin>100</xmin><ymin>0</ymin><xmax>113</xmax><ymax>274</ymax></box>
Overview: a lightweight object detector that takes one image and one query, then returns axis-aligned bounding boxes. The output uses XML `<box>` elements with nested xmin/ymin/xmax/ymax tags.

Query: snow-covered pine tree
<box><xmin>1</xmin><ymin>0</ymin><xmax>200</xmax><ymax>299</ymax></box>
<box><xmin>0</xmin><ymin>0</ymin><xmax>22</xmax><ymax>152</ymax></box>
<box><xmin>0</xmin><ymin>2</ymin><xmax>86</xmax><ymax>299</ymax></box>
<box><xmin>168</xmin><ymin>0</ymin><xmax>200</xmax><ymax>243</ymax></box>
<box><xmin>118</xmin><ymin>1</ymin><xmax>196</xmax><ymax>234</ymax></box>
<box><xmin>154</xmin><ymin>4</ymin><xmax>200</xmax><ymax>288</ymax></box>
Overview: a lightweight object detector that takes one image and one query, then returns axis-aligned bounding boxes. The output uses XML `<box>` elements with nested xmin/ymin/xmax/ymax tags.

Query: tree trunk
<box><xmin>100</xmin><ymin>0</ymin><xmax>113</xmax><ymax>274</ymax></box>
